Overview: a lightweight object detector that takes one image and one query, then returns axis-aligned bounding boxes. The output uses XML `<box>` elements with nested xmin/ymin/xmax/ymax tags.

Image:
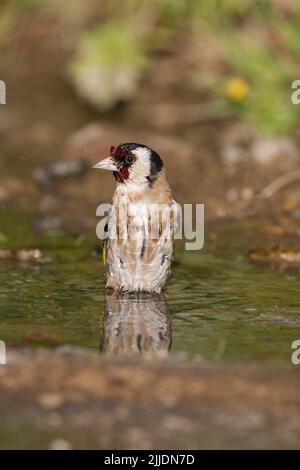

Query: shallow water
<box><xmin>1</xmin><ymin>209</ymin><xmax>299</xmax><ymax>365</ymax></box>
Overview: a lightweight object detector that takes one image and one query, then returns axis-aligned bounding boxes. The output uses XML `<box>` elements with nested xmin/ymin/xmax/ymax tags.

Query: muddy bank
<box><xmin>0</xmin><ymin>347</ymin><xmax>299</xmax><ymax>449</ymax></box>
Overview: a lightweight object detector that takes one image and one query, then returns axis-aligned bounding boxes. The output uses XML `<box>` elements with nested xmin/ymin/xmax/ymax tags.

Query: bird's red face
<box><xmin>93</xmin><ymin>143</ymin><xmax>163</xmax><ymax>187</ymax></box>
<box><xmin>110</xmin><ymin>145</ymin><xmax>136</xmax><ymax>183</ymax></box>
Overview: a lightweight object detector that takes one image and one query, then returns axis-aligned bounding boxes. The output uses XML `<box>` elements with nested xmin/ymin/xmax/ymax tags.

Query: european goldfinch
<box><xmin>94</xmin><ymin>143</ymin><xmax>178</xmax><ymax>293</ymax></box>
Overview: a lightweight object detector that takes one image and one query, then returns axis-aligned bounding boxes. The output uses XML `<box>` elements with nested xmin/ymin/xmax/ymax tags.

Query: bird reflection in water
<box><xmin>100</xmin><ymin>291</ymin><xmax>171</xmax><ymax>358</ymax></box>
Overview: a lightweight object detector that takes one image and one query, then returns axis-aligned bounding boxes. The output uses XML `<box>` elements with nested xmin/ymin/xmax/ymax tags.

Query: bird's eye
<box><xmin>125</xmin><ymin>155</ymin><xmax>134</xmax><ymax>164</ymax></box>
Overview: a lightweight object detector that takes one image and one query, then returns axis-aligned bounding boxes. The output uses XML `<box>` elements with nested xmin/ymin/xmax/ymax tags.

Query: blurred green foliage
<box><xmin>1</xmin><ymin>0</ymin><xmax>300</xmax><ymax>134</ymax></box>
<box><xmin>68</xmin><ymin>22</ymin><xmax>148</xmax><ymax>109</ymax></box>
<box><xmin>72</xmin><ymin>24</ymin><xmax>146</xmax><ymax>69</ymax></box>
<box><xmin>0</xmin><ymin>0</ymin><xmax>41</xmax><ymax>45</ymax></box>
<box><xmin>190</xmin><ymin>0</ymin><xmax>300</xmax><ymax>134</ymax></box>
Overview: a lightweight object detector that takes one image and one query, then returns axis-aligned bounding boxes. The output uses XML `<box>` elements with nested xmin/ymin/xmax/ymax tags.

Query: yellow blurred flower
<box><xmin>225</xmin><ymin>78</ymin><xmax>249</xmax><ymax>101</ymax></box>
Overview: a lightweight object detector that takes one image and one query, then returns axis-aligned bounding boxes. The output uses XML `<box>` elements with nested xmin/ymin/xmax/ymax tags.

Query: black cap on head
<box><xmin>113</xmin><ymin>143</ymin><xmax>163</xmax><ymax>186</ymax></box>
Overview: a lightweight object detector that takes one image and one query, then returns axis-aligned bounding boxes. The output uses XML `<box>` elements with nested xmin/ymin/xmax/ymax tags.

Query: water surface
<box><xmin>1</xmin><ymin>209</ymin><xmax>299</xmax><ymax>365</ymax></box>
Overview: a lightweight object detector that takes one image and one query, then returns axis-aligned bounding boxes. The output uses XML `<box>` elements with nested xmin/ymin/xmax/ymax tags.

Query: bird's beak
<box><xmin>92</xmin><ymin>157</ymin><xmax>118</xmax><ymax>171</ymax></box>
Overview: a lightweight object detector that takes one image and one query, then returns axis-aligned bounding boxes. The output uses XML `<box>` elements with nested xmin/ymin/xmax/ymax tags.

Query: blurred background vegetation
<box><xmin>1</xmin><ymin>0</ymin><xmax>300</xmax><ymax>133</ymax></box>
<box><xmin>1</xmin><ymin>0</ymin><xmax>300</xmax><ymax>228</ymax></box>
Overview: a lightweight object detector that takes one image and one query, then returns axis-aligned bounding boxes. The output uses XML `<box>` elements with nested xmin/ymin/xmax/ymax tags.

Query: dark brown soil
<box><xmin>1</xmin><ymin>347</ymin><xmax>300</xmax><ymax>449</ymax></box>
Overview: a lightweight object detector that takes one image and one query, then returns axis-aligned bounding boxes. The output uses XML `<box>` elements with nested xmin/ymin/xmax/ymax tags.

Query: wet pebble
<box><xmin>33</xmin><ymin>214</ymin><xmax>63</xmax><ymax>235</ymax></box>
<box><xmin>38</xmin><ymin>393</ymin><xmax>65</xmax><ymax>410</ymax></box>
<box><xmin>250</xmin><ymin>137</ymin><xmax>298</xmax><ymax>168</ymax></box>
<box><xmin>49</xmin><ymin>439</ymin><xmax>73</xmax><ymax>450</ymax></box>
<box><xmin>0</xmin><ymin>248</ymin><xmax>50</xmax><ymax>264</ymax></box>
<box><xmin>33</xmin><ymin>160</ymin><xmax>88</xmax><ymax>189</ymax></box>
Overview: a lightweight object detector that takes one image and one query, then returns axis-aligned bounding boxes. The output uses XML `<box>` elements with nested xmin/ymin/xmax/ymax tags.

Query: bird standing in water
<box><xmin>94</xmin><ymin>143</ymin><xmax>178</xmax><ymax>293</ymax></box>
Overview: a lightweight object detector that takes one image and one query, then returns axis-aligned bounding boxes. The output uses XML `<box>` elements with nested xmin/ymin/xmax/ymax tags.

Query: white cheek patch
<box><xmin>129</xmin><ymin>147</ymin><xmax>151</xmax><ymax>184</ymax></box>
